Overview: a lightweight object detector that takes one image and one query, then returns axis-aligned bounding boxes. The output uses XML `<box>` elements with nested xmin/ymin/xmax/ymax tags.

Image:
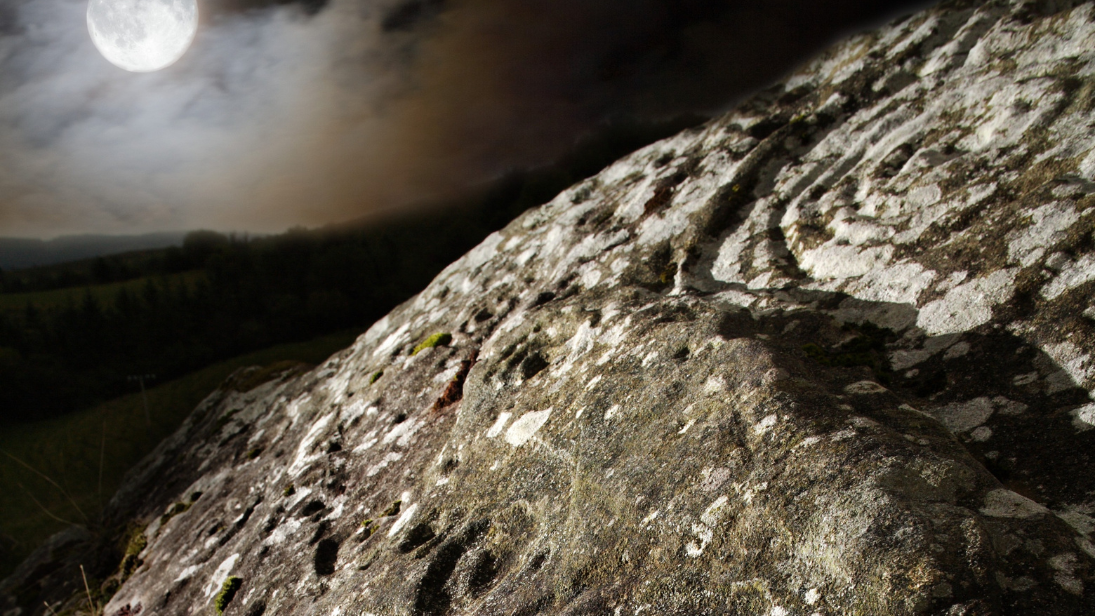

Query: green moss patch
<box><xmin>360</xmin><ymin>518</ymin><xmax>378</xmax><ymax>540</ymax></box>
<box><xmin>116</xmin><ymin>523</ymin><xmax>149</xmax><ymax>581</ymax></box>
<box><xmin>123</xmin><ymin>525</ymin><xmax>147</xmax><ymax>559</ymax></box>
<box><xmin>382</xmin><ymin>500</ymin><xmax>402</xmax><ymax>517</ymax></box>
<box><xmin>214</xmin><ymin>576</ymin><xmax>243</xmax><ymax>615</ymax></box>
<box><xmin>412</xmin><ymin>333</ymin><xmax>452</xmax><ymax>356</ymax></box>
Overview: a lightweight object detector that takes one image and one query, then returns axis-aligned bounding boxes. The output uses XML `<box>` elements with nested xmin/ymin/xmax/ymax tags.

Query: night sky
<box><xmin>0</xmin><ymin>0</ymin><xmax>935</xmax><ymax>238</ymax></box>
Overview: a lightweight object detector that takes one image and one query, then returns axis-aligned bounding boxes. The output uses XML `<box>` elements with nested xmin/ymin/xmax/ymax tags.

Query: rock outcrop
<box><xmin>5</xmin><ymin>0</ymin><xmax>1095</xmax><ymax>614</ymax></box>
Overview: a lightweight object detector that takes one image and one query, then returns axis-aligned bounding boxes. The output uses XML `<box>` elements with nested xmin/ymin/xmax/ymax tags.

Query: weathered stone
<box><xmin>5</xmin><ymin>0</ymin><xmax>1095</xmax><ymax>614</ymax></box>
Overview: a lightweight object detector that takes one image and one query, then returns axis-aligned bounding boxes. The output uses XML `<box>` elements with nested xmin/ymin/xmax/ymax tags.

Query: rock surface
<box><xmin>6</xmin><ymin>0</ymin><xmax>1095</xmax><ymax>614</ymax></box>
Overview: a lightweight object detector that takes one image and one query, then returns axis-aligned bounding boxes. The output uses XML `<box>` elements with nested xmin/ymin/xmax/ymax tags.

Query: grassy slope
<box><xmin>0</xmin><ymin>329</ymin><xmax>359</xmax><ymax>579</ymax></box>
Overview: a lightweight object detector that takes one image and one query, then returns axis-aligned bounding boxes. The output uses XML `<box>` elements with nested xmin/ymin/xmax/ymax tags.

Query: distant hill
<box><xmin>0</xmin><ymin>232</ymin><xmax>187</xmax><ymax>270</ymax></box>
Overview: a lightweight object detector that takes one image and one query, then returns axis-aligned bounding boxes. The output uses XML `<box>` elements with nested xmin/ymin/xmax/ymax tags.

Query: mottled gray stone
<box><xmin>5</xmin><ymin>0</ymin><xmax>1095</xmax><ymax>614</ymax></box>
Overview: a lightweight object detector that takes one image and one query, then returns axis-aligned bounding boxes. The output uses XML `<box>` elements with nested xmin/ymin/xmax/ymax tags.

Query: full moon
<box><xmin>87</xmin><ymin>0</ymin><xmax>198</xmax><ymax>73</ymax></box>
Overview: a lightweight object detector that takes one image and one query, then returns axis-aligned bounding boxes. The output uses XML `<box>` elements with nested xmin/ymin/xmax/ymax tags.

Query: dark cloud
<box><xmin>381</xmin><ymin>0</ymin><xmax>445</xmax><ymax>31</ymax></box>
<box><xmin>207</xmin><ymin>0</ymin><xmax>329</xmax><ymax>19</ymax></box>
<box><xmin>0</xmin><ymin>0</ymin><xmax>935</xmax><ymax>237</ymax></box>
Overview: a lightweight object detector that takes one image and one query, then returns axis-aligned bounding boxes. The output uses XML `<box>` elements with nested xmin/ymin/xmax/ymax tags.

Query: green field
<box><xmin>0</xmin><ymin>270</ymin><xmax>205</xmax><ymax>318</ymax></box>
<box><xmin>0</xmin><ymin>329</ymin><xmax>360</xmax><ymax>579</ymax></box>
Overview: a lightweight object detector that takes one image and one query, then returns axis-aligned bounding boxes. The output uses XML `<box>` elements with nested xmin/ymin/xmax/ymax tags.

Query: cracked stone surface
<box><xmin>5</xmin><ymin>0</ymin><xmax>1095</xmax><ymax>614</ymax></box>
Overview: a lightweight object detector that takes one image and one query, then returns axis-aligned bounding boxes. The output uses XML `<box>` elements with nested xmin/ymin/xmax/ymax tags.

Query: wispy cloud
<box><xmin>0</xmin><ymin>0</ymin><xmax>932</xmax><ymax>238</ymax></box>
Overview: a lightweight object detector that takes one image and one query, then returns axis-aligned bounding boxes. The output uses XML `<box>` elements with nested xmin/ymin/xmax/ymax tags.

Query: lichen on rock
<box><xmin>412</xmin><ymin>333</ymin><xmax>453</xmax><ymax>356</ymax></box>
<box><xmin>5</xmin><ymin>1</ymin><xmax>1095</xmax><ymax>615</ymax></box>
<box><xmin>213</xmin><ymin>576</ymin><xmax>242</xmax><ymax>615</ymax></box>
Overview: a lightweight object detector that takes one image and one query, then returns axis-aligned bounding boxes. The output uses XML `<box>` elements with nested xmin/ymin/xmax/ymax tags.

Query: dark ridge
<box><xmin>412</xmin><ymin>519</ymin><xmax>489</xmax><ymax>616</ymax></box>
<box><xmin>299</xmin><ymin>500</ymin><xmax>326</xmax><ymax>517</ymax></box>
<box><xmin>398</xmin><ymin>523</ymin><xmax>437</xmax><ymax>553</ymax></box>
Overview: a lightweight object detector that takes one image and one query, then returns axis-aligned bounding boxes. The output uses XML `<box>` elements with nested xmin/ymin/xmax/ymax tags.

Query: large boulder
<box><xmin>5</xmin><ymin>0</ymin><xmax>1095</xmax><ymax>614</ymax></box>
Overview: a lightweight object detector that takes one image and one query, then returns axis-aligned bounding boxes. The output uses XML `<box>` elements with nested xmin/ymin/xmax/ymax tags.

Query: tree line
<box><xmin>0</xmin><ymin>220</ymin><xmax>477</xmax><ymax>423</ymax></box>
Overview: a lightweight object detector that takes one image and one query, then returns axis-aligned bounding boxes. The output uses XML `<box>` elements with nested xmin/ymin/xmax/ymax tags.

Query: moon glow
<box><xmin>87</xmin><ymin>0</ymin><xmax>198</xmax><ymax>72</ymax></box>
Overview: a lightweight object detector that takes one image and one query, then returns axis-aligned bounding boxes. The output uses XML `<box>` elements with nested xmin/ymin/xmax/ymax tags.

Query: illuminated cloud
<box><xmin>0</xmin><ymin>0</ymin><xmax>932</xmax><ymax>237</ymax></box>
